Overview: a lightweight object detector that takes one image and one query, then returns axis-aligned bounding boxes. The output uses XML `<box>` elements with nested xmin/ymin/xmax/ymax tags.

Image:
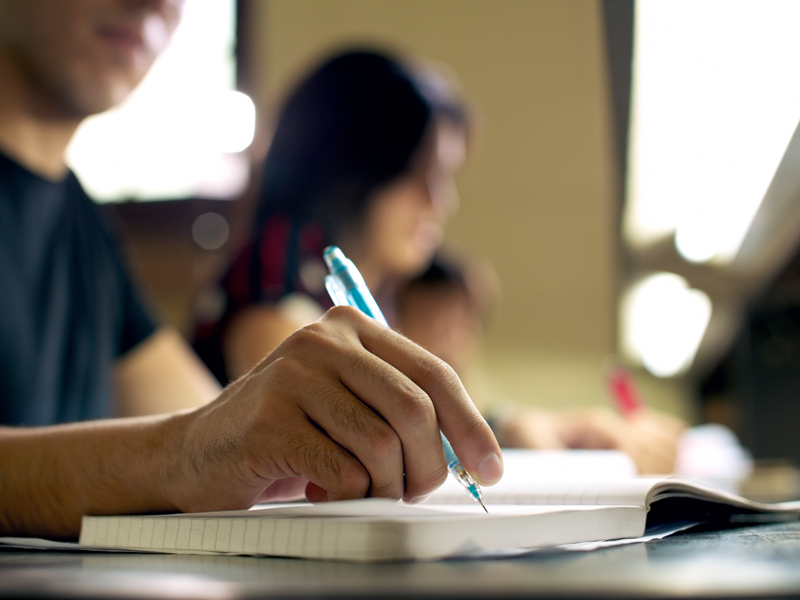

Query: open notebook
<box><xmin>78</xmin><ymin>451</ymin><xmax>800</xmax><ymax>562</ymax></box>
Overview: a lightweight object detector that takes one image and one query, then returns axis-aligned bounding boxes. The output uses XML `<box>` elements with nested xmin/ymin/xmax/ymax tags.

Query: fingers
<box><xmin>276</xmin><ymin>316</ymin><xmax>447</xmax><ymax>500</ymax></box>
<box><xmin>321</xmin><ymin>307</ymin><xmax>503</xmax><ymax>487</ymax></box>
<box><xmin>565</xmin><ymin>407</ymin><xmax>680</xmax><ymax>474</ymax></box>
<box><xmin>321</xmin><ymin>350</ymin><xmax>449</xmax><ymax>499</ymax></box>
<box><xmin>293</xmin><ymin>371</ymin><xmax>407</xmax><ymax>499</ymax></box>
<box><xmin>276</xmin><ymin>418</ymin><xmax>371</xmax><ymax>502</ymax></box>
<box><xmin>626</xmin><ymin>409</ymin><xmax>684</xmax><ymax>474</ymax></box>
<box><xmin>509</xmin><ymin>406</ymin><xmax>681</xmax><ymax>475</ymax></box>
<box><xmin>492</xmin><ymin>407</ymin><xmax>568</xmax><ymax>450</ymax></box>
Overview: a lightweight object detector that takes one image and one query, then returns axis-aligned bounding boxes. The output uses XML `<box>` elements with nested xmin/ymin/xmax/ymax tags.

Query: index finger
<box><xmin>322</xmin><ymin>307</ymin><xmax>504</xmax><ymax>486</ymax></box>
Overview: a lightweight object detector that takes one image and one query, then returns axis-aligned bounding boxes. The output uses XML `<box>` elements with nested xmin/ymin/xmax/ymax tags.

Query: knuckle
<box><xmin>370</xmin><ymin>477</ymin><xmax>403</xmax><ymax>499</ymax></box>
<box><xmin>284</xmin><ymin>323</ymin><xmax>326</xmax><ymax>352</ymax></box>
<box><xmin>460</xmin><ymin>413</ymin><xmax>491</xmax><ymax>442</ymax></box>
<box><xmin>419</xmin><ymin>357</ymin><xmax>463</xmax><ymax>397</ymax></box>
<box><xmin>336</xmin><ymin>459</ymin><xmax>370</xmax><ymax>498</ymax></box>
<box><xmin>396</xmin><ymin>386</ymin><xmax>437</xmax><ymax>430</ymax></box>
<box><xmin>323</xmin><ymin>305</ymin><xmax>363</xmax><ymax>325</ymax></box>
<box><xmin>426</xmin><ymin>357</ymin><xmax>456</xmax><ymax>385</ymax></box>
<box><xmin>280</xmin><ymin>324</ymin><xmax>346</xmax><ymax>366</ymax></box>
<box><xmin>428</xmin><ymin>465</ymin><xmax>449</xmax><ymax>491</ymax></box>
<box><xmin>365</xmin><ymin>422</ymin><xmax>402</xmax><ymax>462</ymax></box>
<box><xmin>407</xmin><ymin>462</ymin><xmax>448</xmax><ymax>498</ymax></box>
<box><xmin>263</xmin><ymin>355</ymin><xmax>308</xmax><ymax>388</ymax></box>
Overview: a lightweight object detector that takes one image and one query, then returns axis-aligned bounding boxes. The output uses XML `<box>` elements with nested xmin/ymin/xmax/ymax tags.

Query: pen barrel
<box><xmin>324</xmin><ymin>248</ymin><xmax>388</xmax><ymax>326</ymax></box>
<box><xmin>346</xmin><ymin>287</ymin><xmax>389</xmax><ymax>326</ymax></box>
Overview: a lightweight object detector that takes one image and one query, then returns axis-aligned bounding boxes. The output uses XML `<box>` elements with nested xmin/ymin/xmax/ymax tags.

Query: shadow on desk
<box><xmin>2</xmin><ymin>522</ymin><xmax>800</xmax><ymax>599</ymax></box>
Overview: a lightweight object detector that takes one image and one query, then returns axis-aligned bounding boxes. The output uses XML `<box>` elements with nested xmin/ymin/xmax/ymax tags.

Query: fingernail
<box><xmin>477</xmin><ymin>453</ymin><xmax>503</xmax><ymax>485</ymax></box>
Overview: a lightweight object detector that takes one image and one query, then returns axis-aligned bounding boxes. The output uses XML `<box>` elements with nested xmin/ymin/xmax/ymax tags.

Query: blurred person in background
<box><xmin>193</xmin><ymin>48</ymin><xmax>684</xmax><ymax>474</ymax></box>
<box><xmin>194</xmin><ymin>48</ymin><xmax>467</xmax><ymax>382</ymax></box>
<box><xmin>0</xmin><ymin>1</ymin><xmax>503</xmax><ymax>538</ymax></box>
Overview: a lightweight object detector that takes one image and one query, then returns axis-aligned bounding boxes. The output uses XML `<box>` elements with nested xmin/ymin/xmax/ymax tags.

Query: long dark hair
<box><xmin>252</xmin><ymin>48</ymin><xmax>468</xmax><ymax>243</ymax></box>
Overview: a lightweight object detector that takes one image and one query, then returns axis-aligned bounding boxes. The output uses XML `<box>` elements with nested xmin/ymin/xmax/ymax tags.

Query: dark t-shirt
<box><xmin>0</xmin><ymin>151</ymin><xmax>156</xmax><ymax>425</ymax></box>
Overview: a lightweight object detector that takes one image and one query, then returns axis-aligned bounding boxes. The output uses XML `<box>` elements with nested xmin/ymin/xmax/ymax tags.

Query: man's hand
<box><xmin>161</xmin><ymin>306</ymin><xmax>504</xmax><ymax>513</ymax></box>
<box><xmin>494</xmin><ymin>405</ymin><xmax>685</xmax><ymax>475</ymax></box>
<box><xmin>0</xmin><ymin>306</ymin><xmax>503</xmax><ymax>538</ymax></box>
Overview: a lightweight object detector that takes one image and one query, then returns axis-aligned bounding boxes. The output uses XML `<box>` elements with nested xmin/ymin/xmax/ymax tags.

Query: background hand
<box><xmin>493</xmin><ymin>405</ymin><xmax>685</xmax><ymax>474</ymax></box>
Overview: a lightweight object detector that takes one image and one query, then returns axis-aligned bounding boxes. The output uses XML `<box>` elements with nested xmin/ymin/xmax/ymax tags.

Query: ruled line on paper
<box><xmin>83</xmin><ymin>517</ymin><xmax>96</xmax><ymax>545</ymax></box>
<box><xmin>243</xmin><ymin>517</ymin><xmax>258</xmax><ymax>553</ymax></box>
<box><xmin>230</xmin><ymin>518</ymin><xmax>244</xmax><ymax>554</ymax></box>
<box><xmin>153</xmin><ymin>517</ymin><xmax>166</xmax><ymax>550</ymax></box>
<box><xmin>304</xmin><ymin>520</ymin><xmax>317</xmax><ymax>558</ymax></box>
<box><xmin>143</xmin><ymin>518</ymin><xmax>155</xmax><ymax>549</ymax></box>
<box><xmin>129</xmin><ymin>517</ymin><xmax>142</xmax><ymax>547</ymax></box>
<box><xmin>201</xmin><ymin>519</ymin><xmax>216</xmax><ymax>551</ymax></box>
<box><xmin>217</xmin><ymin>517</ymin><xmax>230</xmax><ymax>553</ymax></box>
<box><xmin>164</xmin><ymin>517</ymin><xmax>178</xmax><ymax>549</ymax></box>
<box><xmin>289</xmin><ymin>520</ymin><xmax>305</xmax><ymax>557</ymax></box>
<box><xmin>97</xmin><ymin>516</ymin><xmax>108</xmax><ymax>546</ymax></box>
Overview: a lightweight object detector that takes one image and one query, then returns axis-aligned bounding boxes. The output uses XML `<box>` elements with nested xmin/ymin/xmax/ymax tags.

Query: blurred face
<box><xmin>362</xmin><ymin>119</ymin><xmax>466</xmax><ymax>278</ymax></box>
<box><xmin>0</xmin><ymin>0</ymin><xmax>184</xmax><ymax>117</ymax></box>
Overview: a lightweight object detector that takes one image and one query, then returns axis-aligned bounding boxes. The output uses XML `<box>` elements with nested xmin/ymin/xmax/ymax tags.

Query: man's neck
<box><xmin>0</xmin><ymin>50</ymin><xmax>82</xmax><ymax>180</ymax></box>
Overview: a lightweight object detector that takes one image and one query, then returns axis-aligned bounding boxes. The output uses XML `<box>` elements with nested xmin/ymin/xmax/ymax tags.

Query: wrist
<box><xmin>151</xmin><ymin>408</ymin><xmax>196</xmax><ymax>512</ymax></box>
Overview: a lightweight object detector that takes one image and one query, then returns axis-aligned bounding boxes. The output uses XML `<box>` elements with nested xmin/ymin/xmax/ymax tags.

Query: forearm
<box><xmin>0</xmin><ymin>413</ymin><xmax>183</xmax><ymax>538</ymax></box>
<box><xmin>115</xmin><ymin>328</ymin><xmax>221</xmax><ymax>417</ymax></box>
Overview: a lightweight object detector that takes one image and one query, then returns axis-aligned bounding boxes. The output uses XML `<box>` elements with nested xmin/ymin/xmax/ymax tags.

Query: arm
<box><xmin>114</xmin><ymin>327</ymin><xmax>221</xmax><ymax>417</ymax></box>
<box><xmin>0</xmin><ymin>414</ymin><xmax>177</xmax><ymax>538</ymax></box>
<box><xmin>0</xmin><ymin>307</ymin><xmax>503</xmax><ymax>538</ymax></box>
<box><xmin>223</xmin><ymin>304</ymin><xmax>317</xmax><ymax>380</ymax></box>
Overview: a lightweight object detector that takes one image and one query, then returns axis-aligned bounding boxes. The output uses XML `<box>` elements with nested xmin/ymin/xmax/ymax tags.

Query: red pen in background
<box><xmin>606</xmin><ymin>364</ymin><xmax>644</xmax><ymax>417</ymax></box>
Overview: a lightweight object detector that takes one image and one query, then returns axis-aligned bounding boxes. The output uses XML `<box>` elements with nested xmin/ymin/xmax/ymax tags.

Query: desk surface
<box><xmin>2</xmin><ymin>521</ymin><xmax>800</xmax><ymax>599</ymax></box>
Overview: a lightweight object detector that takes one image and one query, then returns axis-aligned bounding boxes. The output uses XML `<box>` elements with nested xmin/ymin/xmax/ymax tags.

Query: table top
<box><xmin>2</xmin><ymin>521</ymin><xmax>800</xmax><ymax>599</ymax></box>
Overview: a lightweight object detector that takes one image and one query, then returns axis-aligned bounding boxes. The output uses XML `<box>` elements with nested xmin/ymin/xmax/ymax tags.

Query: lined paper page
<box><xmin>428</xmin><ymin>477</ymin><xmax>663</xmax><ymax>507</ymax></box>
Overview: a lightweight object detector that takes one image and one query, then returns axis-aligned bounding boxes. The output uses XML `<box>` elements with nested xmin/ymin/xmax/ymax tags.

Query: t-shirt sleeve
<box><xmin>80</xmin><ymin>192</ymin><xmax>159</xmax><ymax>357</ymax></box>
<box><xmin>118</xmin><ymin>264</ymin><xmax>158</xmax><ymax>355</ymax></box>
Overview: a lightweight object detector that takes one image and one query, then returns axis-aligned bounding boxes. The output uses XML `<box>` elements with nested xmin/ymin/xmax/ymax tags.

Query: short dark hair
<box><xmin>252</xmin><ymin>48</ymin><xmax>468</xmax><ymax>242</ymax></box>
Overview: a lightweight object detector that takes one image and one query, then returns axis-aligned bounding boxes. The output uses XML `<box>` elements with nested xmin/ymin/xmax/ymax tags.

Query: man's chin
<box><xmin>62</xmin><ymin>83</ymin><xmax>132</xmax><ymax>118</ymax></box>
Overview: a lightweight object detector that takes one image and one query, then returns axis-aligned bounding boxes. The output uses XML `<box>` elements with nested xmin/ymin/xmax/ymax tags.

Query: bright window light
<box><xmin>66</xmin><ymin>0</ymin><xmax>254</xmax><ymax>202</ymax></box>
<box><xmin>621</xmin><ymin>273</ymin><xmax>712</xmax><ymax>378</ymax></box>
<box><xmin>625</xmin><ymin>0</ymin><xmax>800</xmax><ymax>263</ymax></box>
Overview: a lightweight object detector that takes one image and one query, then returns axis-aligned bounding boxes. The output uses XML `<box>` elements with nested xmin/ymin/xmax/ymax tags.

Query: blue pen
<box><xmin>323</xmin><ymin>246</ymin><xmax>488</xmax><ymax>512</ymax></box>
